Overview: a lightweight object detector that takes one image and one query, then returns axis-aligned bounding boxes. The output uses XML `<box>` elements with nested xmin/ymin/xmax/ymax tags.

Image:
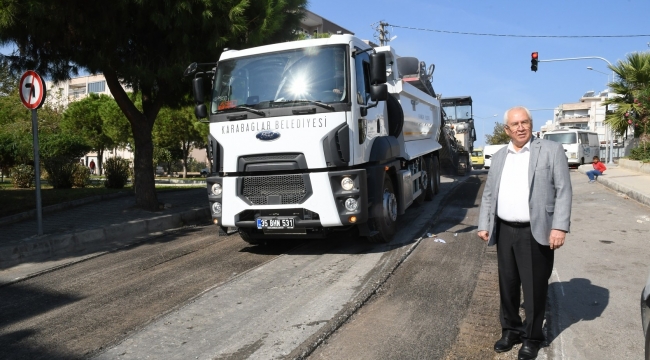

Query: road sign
<box><xmin>19</xmin><ymin>70</ymin><xmax>46</xmax><ymax>110</ymax></box>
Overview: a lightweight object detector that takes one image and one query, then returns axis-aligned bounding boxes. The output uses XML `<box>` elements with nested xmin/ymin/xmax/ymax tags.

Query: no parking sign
<box><xmin>19</xmin><ymin>70</ymin><xmax>46</xmax><ymax>109</ymax></box>
<box><xmin>19</xmin><ymin>70</ymin><xmax>47</xmax><ymax>235</ymax></box>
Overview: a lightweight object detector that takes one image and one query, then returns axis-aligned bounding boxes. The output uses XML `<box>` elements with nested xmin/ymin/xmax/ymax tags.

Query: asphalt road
<box><xmin>0</xmin><ymin>228</ymin><xmax>294</xmax><ymax>360</ymax></box>
<box><xmin>0</xmin><ymin>175</ymin><xmax>472</xmax><ymax>360</ymax></box>
<box><xmin>308</xmin><ymin>174</ymin><xmax>493</xmax><ymax>359</ymax></box>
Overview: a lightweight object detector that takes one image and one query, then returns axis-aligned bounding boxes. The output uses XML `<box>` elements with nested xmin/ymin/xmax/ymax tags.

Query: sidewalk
<box><xmin>578</xmin><ymin>159</ymin><xmax>650</xmax><ymax>208</ymax></box>
<box><xmin>0</xmin><ymin>188</ymin><xmax>210</xmax><ymax>269</ymax></box>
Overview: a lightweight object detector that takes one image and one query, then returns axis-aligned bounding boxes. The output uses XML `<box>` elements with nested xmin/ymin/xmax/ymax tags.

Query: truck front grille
<box><xmin>241</xmin><ymin>174</ymin><xmax>308</xmax><ymax>205</ymax></box>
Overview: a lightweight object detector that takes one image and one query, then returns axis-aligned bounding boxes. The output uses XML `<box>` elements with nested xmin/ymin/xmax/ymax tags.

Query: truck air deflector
<box><xmin>237</xmin><ymin>153</ymin><xmax>307</xmax><ymax>172</ymax></box>
<box><xmin>322</xmin><ymin>123</ymin><xmax>350</xmax><ymax>167</ymax></box>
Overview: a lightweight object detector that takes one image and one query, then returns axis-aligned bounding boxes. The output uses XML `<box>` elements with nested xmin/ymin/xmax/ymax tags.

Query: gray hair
<box><xmin>503</xmin><ymin>106</ymin><xmax>533</xmax><ymax>124</ymax></box>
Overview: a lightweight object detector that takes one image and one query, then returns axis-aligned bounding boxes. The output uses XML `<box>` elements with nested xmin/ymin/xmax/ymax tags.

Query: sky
<box><xmin>2</xmin><ymin>1</ymin><xmax>649</xmax><ymax>147</ymax></box>
<box><xmin>309</xmin><ymin>0</ymin><xmax>650</xmax><ymax>146</ymax></box>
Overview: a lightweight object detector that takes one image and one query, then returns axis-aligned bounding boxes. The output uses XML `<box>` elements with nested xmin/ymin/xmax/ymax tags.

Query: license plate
<box><xmin>256</xmin><ymin>218</ymin><xmax>295</xmax><ymax>229</ymax></box>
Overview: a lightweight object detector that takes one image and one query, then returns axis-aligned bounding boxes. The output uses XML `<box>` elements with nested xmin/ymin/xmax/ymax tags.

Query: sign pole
<box><xmin>19</xmin><ymin>70</ymin><xmax>46</xmax><ymax>236</ymax></box>
<box><xmin>31</xmin><ymin>109</ymin><xmax>43</xmax><ymax>235</ymax></box>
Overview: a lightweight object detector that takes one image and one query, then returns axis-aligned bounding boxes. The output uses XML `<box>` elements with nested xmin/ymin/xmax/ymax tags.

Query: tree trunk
<box><xmin>131</xmin><ymin>121</ymin><xmax>158</xmax><ymax>209</ymax></box>
<box><xmin>182</xmin><ymin>141</ymin><xmax>189</xmax><ymax>178</ymax></box>
<box><xmin>103</xmin><ymin>70</ymin><xmax>160</xmax><ymax>211</ymax></box>
<box><xmin>97</xmin><ymin>148</ymin><xmax>104</xmax><ymax>176</ymax></box>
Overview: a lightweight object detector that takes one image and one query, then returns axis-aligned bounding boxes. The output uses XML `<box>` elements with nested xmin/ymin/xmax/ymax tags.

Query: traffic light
<box><xmin>531</xmin><ymin>52</ymin><xmax>539</xmax><ymax>72</ymax></box>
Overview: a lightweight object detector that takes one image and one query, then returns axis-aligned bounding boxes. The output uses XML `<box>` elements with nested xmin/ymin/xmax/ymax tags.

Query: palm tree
<box><xmin>603</xmin><ymin>52</ymin><xmax>650</xmax><ymax>138</ymax></box>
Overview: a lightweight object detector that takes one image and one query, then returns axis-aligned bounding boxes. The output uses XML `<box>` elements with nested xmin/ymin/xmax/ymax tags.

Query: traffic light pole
<box><xmin>538</xmin><ymin>56</ymin><xmax>616</xmax><ymax>165</ymax></box>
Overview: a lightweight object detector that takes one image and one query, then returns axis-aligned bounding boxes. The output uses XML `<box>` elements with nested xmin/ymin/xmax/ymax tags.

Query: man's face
<box><xmin>505</xmin><ymin>109</ymin><xmax>533</xmax><ymax>148</ymax></box>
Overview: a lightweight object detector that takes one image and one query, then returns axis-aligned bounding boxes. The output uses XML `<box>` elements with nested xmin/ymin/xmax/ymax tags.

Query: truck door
<box><xmin>352</xmin><ymin>46</ymin><xmax>385</xmax><ymax>164</ymax></box>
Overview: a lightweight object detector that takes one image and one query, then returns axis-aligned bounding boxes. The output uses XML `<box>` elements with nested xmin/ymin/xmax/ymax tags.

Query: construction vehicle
<box><xmin>440</xmin><ymin>96</ymin><xmax>476</xmax><ymax>175</ymax></box>
<box><xmin>186</xmin><ymin>34</ymin><xmax>472</xmax><ymax>244</ymax></box>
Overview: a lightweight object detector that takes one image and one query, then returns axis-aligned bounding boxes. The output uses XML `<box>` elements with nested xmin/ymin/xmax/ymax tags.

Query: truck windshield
<box><xmin>212</xmin><ymin>45</ymin><xmax>348</xmax><ymax>114</ymax></box>
<box><xmin>442</xmin><ymin>105</ymin><xmax>472</xmax><ymax>121</ymax></box>
<box><xmin>544</xmin><ymin>133</ymin><xmax>577</xmax><ymax>144</ymax></box>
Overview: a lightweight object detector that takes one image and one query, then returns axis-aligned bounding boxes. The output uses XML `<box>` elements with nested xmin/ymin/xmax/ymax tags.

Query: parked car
<box><xmin>200</xmin><ymin>168</ymin><xmax>210</xmax><ymax>177</ymax></box>
<box><xmin>483</xmin><ymin>144</ymin><xmax>508</xmax><ymax>169</ymax></box>
<box><xmin>642</xmin><ymin>270</ymin><xmax>650</xmax><ymax>360</ymax></box>
<box><xmin>471</xmin><ymin>148</ymin><xmax>484</xmax><ymax>169</ymax></box>
<box><xmin>155</xmin><ymin>166</ymin><xmax>165</xmax><ymax>176</ymax></box>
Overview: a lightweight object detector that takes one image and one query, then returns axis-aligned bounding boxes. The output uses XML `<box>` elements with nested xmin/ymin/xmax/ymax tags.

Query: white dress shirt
<box><xmin>497</xmin><ymin>140</ymin><xmax>531</xmax><ymax>222</ymax></box>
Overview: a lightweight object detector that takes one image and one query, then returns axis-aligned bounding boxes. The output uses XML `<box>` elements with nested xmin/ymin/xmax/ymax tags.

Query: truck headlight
<box><xmin>211</xmin><ymin>202</ymin><xmax>222</xmax><ymax>215</ymax></box>
<box><xmin>568</xmin><ymin>152</ymin><xmax>577</xmax><ymax>159</ymax></box>
<box><xmin>344</xmin><ymin>198</ymin><xmax>358</xmax><ymax>211</ymax></box>
<box><xmin>341</xmin><ymin>177</ymin><xmax>354</xmax><ymax>191</ymax></box>
<box><xmin>211</xmin><ymin>183</ymin><xmax>222</xmax><ymax>196</ymax></box>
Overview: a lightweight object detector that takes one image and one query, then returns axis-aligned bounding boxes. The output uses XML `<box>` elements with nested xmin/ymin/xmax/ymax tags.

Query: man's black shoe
<box><xmin>494</xmin><ymin>334</ymin><xmax>521</xmax><ymax>353</ymax></box>
<box><xmin>518</xmin><ymin>340</ymin><xmax>540</xmax><ymax>359</ymax></box>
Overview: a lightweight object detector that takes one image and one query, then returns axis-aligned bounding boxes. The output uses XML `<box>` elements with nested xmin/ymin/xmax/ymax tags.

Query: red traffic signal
<box><xmin>531</xmin><ymin>52</ymin><xmax>539</xmax><ymax>72</ymax></box>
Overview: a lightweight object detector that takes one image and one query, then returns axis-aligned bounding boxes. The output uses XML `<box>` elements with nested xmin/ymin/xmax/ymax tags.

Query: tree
<box><xmin>154</xmin><ymin>104</ymin><xmax>208</xmax><ymax>177</ymax></box>
<box><xmin>603</xmin><ymin>52</ymin><xmax>650</xmax><ymax>137</ymax></box>
<box><xmin>485</xmin><ymin>122</ymin><xmax>510</xmax><ymax>145</ymax></box>
<box><xmin>0</xmin><ymin>0</ymin><xmax>307</xmax><ymax>210</ymax></box>
<box><xmin>61</xmin><ymin>93</ymin><xmax>115</xmax><ymax>175</ymax></box>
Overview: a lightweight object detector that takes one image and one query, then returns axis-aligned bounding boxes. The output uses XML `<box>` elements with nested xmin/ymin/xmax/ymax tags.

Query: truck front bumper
<box><xmin>206</xmin><ymin>169</ymin><xmax>368</xmax><ymax>231</ymax></box>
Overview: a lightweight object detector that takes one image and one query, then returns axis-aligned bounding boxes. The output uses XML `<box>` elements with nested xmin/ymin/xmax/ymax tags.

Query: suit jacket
<box><xmin>478</xmin><ymin>138</ymin><xmax>572</xmax><ymax>246</ymax></box>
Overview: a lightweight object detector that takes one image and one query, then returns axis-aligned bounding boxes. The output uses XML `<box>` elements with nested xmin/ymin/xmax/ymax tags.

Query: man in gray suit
<box><xmin>478</xmin><ymin>106</ymin><xmax>572</xmax><ymax>360</ymax></box>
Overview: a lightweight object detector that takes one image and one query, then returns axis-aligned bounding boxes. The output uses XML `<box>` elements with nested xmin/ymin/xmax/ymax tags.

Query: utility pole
<box><xmin>378</xmin><ymin>22</ymin><xmax>389</xmax><ymax>46</ymax></box>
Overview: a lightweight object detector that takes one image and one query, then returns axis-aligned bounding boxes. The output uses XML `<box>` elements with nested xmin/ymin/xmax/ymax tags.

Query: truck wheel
<box><xmin>238</xmin><ymin>228</ymin><xmax>264</xmax><ymax>246</ymax></box>
<box><xmin>432</xmin><ymin>156</ymin><xmax>440</xmax><ymax>195</ymax></box>
<box><xmin>423</xmin><ymin>156</ymin><xmax>437</xmax><ymax>200</ymax></box>
<box><xmin>369</xmin><ymin>174</ymin><xmax>397</xmax><ymax>243</ymax></box>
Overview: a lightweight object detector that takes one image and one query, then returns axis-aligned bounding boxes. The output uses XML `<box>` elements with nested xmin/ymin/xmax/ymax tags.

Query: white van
<box><xmin>483</xmin><ymin>144</ymin><xmax>508</xmax><ymax>169</ymax></box>
<box><xmin>543</xmin><ymin>128</ymin><xmax>600</xmax><ymax>166</ymax></box>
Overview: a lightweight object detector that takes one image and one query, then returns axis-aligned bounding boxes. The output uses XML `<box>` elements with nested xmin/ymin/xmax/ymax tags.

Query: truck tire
<box><xmin>423</xmin><ymin>156</ymin><xmax>437</xmax><ymax>200</ymax></box>
<box><xmin>368</xmin><ymin>174</ymin><xmax>397</xmax><ymax>243</ymax></box>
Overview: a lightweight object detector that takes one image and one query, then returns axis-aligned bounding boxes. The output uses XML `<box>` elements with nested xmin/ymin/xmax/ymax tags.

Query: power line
<box><xmin>386</xmin><ymin>24</ymin><xmax>650</xmax><ymax>38</ymax></box>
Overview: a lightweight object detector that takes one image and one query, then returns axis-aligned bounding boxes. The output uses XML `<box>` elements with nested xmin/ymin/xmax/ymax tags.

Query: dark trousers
<box><xmin>496</xmin><ymin>219</ymin><xmax>554</xmax><ymax>342</ymax></box>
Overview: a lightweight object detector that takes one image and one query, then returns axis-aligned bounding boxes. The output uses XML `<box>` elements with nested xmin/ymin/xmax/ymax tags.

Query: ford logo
<box><xmin>256</xmin><ymin>130</ymin><xmax>281</xmax><ymax>141</ymax></box>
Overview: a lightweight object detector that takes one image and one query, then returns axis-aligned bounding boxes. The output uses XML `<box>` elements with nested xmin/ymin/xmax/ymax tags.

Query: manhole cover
<box><xmin>599</xmin><ymin>240</ymin><xmax>614</xmax><ymax>244</ymax></box>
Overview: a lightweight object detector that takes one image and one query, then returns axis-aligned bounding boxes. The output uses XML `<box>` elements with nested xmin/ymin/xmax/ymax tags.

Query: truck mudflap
<box><xmin>206</xmin><ymin>169</ymin><xmax>368</xmax><ymax>233</ymax></box>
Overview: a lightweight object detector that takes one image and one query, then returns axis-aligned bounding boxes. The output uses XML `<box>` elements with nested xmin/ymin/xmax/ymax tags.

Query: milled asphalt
<box><xmin>0</xmin><ymin>159</ymin><xmax>648</xmax><ymax>270</ymax></box>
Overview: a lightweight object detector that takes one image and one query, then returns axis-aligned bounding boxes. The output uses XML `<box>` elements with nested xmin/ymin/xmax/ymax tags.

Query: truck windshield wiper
<box><xmin>272</xmin><ymin>99</ymin><xmax>335</xmax><ymax>111</ymax></box>
<box><xmin>219</xmin><ymin>105</ymin><xmax>266</xmax><ymax>117</ymax></box>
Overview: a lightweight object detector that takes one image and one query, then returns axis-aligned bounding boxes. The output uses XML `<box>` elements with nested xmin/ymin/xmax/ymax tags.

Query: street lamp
<box><xmin>586</xmin><ymin>66</ymin><xmax>615</xmax><ymax>164</ymax></box>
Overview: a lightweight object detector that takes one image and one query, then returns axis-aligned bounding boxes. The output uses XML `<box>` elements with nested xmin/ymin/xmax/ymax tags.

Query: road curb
<box><xmin>578</xmin><ymin>166</ymin><xmax>650</xmax><ymax>208</ymax></box>
<box><xmin>0</xmin><ymin>207</ymin><xmax>211</xmax><ymax>269</ymax></box>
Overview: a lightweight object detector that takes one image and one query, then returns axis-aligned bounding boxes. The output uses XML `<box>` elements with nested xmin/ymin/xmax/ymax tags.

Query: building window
<box><xmin>88</xmin><ymin>81</ymin><xmax>106</xmax><ymax>94</ymax></box>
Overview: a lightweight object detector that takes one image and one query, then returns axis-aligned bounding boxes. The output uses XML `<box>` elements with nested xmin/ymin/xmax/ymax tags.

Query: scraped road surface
<box><xmin>0</xmin><ymin>175</ymin><xmax>494</xmax><ymax>360</ymax></box>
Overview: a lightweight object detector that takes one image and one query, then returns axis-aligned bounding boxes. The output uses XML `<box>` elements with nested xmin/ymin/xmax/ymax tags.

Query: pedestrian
<box><xmin>586</xmin><ymin>156</ymin><xmax>606</xmax><ymax>183</ymax></box>
<box><xmin>477</xmin><ymin>106</ymin><xmax>572</xmax><ymax>360</ymax></box>
<box><xmin>89</xmin><ymin>159</ymin><xmax>96</xmax><ymax>175</ymax></box>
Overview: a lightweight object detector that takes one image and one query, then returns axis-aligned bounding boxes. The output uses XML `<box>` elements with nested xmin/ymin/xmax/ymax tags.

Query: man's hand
<box><xmin>549</xmin><ymin>229</ymin><xmax>566</xmax><ymax>250</ymax></box>
<box><xmin>478</xmin><ymin>230</ymin><xmax>489</xmax><ymax>242</ymax></box>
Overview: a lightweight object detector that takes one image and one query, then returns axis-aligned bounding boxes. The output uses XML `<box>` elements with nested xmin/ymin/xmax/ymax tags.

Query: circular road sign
<box><xmin>19</xmin><ymin>70</ymin><xmax>47</xmax><ymax>110</ymax></box>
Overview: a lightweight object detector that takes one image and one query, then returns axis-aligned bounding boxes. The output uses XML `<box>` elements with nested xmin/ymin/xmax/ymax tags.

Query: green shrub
<box><xmin>40</xmin><ymin>132</ymin><xmax>92</xmax><ymax>189</ymax></box>
<box><xmin>629</xmin><ymin>145</ymin><xmax>650</xmax><ymax>162</ymax></box>
<box><xmin>72</xmin><ymin>163</ymin><xmax>91</xmax><ymax>188</ymax></box>
<box><xmin>104</xmin><ymin>157</ymin><xmax>130</xmax><ymax>189</ymax></box>
<box><xmin>43</xmin><ymin>160</ymin><xmax>76</xmax><ymax>188</ymax></box>
<box><xmin>10</xmin><ymin>164</ymin><xmax>34</xmax><ymax>188</ymax></box>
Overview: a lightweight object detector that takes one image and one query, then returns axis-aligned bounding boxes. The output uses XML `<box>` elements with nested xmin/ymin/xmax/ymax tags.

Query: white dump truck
<box><xmin>186</xmin><ymin>34</ymin><xmax>466</xmax><ymax>244</ymax></box>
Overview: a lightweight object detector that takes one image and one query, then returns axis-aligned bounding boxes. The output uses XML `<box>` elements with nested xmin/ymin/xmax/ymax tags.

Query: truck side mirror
<box><xmin>369</xmin><ymin>53</ymin><xmax>387</xmax><ymax>85</ymax></box>
<box><xmin>195</xmin><ymin>104</ymin><xmax>207</xmax><ymax>119</ymax></box>
<box><xmin>370</xmin><ymin>84</ymin><xmax>388</xmax><ymax>102</ymax></box>
<box><xmin>192</xmin><ymin>77</ymin><xmax>205</xmax><ymax>104</ymax></box>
